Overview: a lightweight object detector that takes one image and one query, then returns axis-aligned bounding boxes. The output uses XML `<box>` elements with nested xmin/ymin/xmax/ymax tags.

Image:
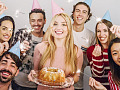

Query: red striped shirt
<box><xmin>108</xmin><ymin>71</ymin><xmax>120</xmax><ymax>90</ymax></box>
<box><xmin>87</xmin><ymin>45</ymin><xmax>110</xmax><ymax>89</ymax></box>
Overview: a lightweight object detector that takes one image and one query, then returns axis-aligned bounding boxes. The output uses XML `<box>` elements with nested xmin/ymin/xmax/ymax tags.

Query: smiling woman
<box><xmin>87</xmin><ymin>19</ymin><xmax>115</xmax><ymax>89</ymax></box>
<box><xmin>28</xmin><ymin>13</ymin><xmax>83</xmax><ymax>90</ymax></box>
<box><xmin>0</xmin><ymin>16</ymin><xmax>15</xmax><ymax>56</ymax></box>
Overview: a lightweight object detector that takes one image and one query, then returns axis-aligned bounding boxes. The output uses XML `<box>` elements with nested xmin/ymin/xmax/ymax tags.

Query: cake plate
<box><xmin>31</xmin><ymin>72</ymin><xmax>74</xmax><ymax>88</ymax></box>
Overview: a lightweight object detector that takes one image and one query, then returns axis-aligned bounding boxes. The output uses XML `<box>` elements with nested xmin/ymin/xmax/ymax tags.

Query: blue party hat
<box><xmin>0</xmin><ymin>13</ymin><xmax>5</xmax><ymax>19</ymax></box>
<box><xmin>84</xmin><ymin>0</ymin><xmax>92</xmax><ymax>7</ymax></box>
<box><xmin>102</xmin><ymin>10</ymin><xmax>111</xmax><ymax>22</ymax></box>
<box><xmin>9</xmin><ymin>41</ymin><xmax>20</xmax><ymax>58</ymax></box>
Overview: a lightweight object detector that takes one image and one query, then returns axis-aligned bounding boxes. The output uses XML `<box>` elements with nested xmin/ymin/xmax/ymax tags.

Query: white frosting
<box><xmin>42</xmin><ymin>67</ymin><xmax>64</xmax><ymax>73</ymax></box>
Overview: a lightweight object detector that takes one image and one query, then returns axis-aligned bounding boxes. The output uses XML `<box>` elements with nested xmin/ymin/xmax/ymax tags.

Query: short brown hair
<box><xmin>71</xmin><ymin>2</ymin><xmax>92</xmax><ymax>23</ymax></box>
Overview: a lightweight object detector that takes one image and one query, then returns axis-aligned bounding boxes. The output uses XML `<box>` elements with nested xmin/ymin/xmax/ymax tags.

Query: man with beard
<box><xmin>11</xmin><ymin>9</ymin><xmax>46</xmax><ymax>90</ymax></box>
<box><xmin>0</xmin><ymin>41</ymin><xmax>22</xmax><ymax>90</ymax></box>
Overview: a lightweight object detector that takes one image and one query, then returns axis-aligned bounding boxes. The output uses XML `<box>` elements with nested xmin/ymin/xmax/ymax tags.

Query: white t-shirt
<box><xmin>73</xmin><ymin>27</ymin><xmax>95</xmax><ymax>89</ymax></box>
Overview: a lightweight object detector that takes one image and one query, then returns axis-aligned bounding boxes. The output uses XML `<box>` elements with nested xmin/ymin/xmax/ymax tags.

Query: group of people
<box><xmin>0</xmin><ymin>0</ymin><xmax>120</xmax><ymax>90</ymax></box>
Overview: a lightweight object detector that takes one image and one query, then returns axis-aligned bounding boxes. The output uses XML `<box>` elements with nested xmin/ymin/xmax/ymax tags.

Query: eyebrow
<box><xmin>1</xmin><ymin>60</ymin><xmax>7</xmax><ymax>63</ymax></box>
<box><xmin>2</xmin><ymin>26</ymin><xmax>13</xmax><ymax>30</ymax></box>
<box><xmin>1</xmin><ymin>60</ymin><xmax>16</xmax><ymax>65</ymax></box>
<box><xmin>75</xmin><ymin>9</ymin><xmax>87</xmax><ymax>12</ymax></box>
<box><xmin>2</xmin><ymin>26</ymin><xmax>7</xmax><ymax>28</ymax></box>
<box><xmin>112</xmin><ymin>50</ymin><xmax>117</xmax><ymax>52</ymax></box>
<box><xmin>54</xmin><ymin>21</ymin><xmax>66</xmax><ymax>23</ymax></box>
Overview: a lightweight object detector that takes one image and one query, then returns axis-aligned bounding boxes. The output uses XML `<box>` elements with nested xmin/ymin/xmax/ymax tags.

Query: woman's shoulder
<box><xmin>35</xmin><ymin>41</ymin><xmax>48</xmax><ymax>50</ymax></box>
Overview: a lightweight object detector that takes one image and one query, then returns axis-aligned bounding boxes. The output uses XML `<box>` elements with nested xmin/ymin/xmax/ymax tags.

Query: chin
<box><xmin>3</xmin><ymin>39</ymin><xmax>9</xmax><ymax>42</ymax></box>
<box><xmin>33</xmin><ymin>30</ymin><xmax>41</xmax><ymax>33</ymax></box>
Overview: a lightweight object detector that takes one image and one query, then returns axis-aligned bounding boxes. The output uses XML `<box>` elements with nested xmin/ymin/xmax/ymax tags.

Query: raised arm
<box><xmin>87</xmin><ymin>45</ymin><xmax>105</xmax><ymax>77</ymax></box>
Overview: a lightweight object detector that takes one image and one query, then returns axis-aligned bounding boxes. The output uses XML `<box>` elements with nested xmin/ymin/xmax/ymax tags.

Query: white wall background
<box><xmin>1</xmin><ymin>0</ymin><xmax>120</xmax><ymax>33</ymax></box>
<box><xmin>1</xmin><ymin>0</ymin><xmax>120</xmax><ymax>89</ymax></box>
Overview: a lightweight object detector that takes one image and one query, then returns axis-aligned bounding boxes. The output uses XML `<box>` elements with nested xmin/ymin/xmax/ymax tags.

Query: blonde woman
<box><xmin>28</xmin><ymin>13</ymin><xmax>83</xmax><ymax>90</ymax></box>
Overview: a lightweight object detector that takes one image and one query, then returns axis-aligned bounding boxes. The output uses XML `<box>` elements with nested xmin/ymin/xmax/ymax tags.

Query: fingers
<box><xmin>66</xmin><ymin>77</ymin><xmax>74</xmax><ymax>85</ymax></box>
<box><xmin>20</xmin><ymin>40</ymin><xmax>30</xmax><ymax>53</ymax></box>
<box><xmin>2</xmin><ymin>42</ymin><xmax>9</xmax><ymax>52</ymax></box>
<box><xmin>110</xmin><ymin>25</ymin><xmax>116</xmax><ymax>33</ymax></box>
<box><xmin>89</xmin><ymin>77</ymin><xmax>96</xmax><ymax>90</ymax></box>
<box><xmin>28</xmin><ymin>70</ymin><xmax>36</xmax><ymax>82</ymax></box>
<box><xmin>0</xmin><ymin>43</ymin><xmax>4</xmax><ymax>56</ymax></box>
<box><xmin>0</xmin><ymin>42</ymin><xmax>9</xmax><ymax>56</ymax></box>
<box><xmin>110</xmin><ymin>25</ymin><xmax>120</xmax><ymax>38</ymax></box>
<box><xmin>0</xmin><ymin>2</ymin><xmax>4</xmax><ymax>10</ymax></box>
<box><xmin>92</xmin><ymin>44</ymin><xmax>101</xmax><ymax>57</ymax></box>
<box><xmin>0</xmin><ymin>2</ymin><xmax>7</xmax><ymax>15</ymax></box>
<box><xmin>23</xmin><ymin>40</ymin><xmax>31</xmax><ymax>49</ymax></box>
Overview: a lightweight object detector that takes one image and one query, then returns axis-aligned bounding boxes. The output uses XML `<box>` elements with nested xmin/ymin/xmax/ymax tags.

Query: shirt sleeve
<box><xmin>87</xmin><ymin>45</ymin><xmax>105</xmax><ymax>77</ymax></box>
<box><xmin>108</xmin><ymin>71</ymin><xmax>120</xmax><ymax>90</ymax></box>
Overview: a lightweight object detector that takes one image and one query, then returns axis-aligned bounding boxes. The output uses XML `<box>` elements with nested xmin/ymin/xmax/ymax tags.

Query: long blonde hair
<box><xmin>39</xmin><ymin>13</ymin><xmax>78</xmax><ymax>75</ymax></box>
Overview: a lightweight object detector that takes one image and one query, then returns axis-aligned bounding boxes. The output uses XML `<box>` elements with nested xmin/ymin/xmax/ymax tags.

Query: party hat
<box><xmin>102</xmin><ymin>10</ymin><xmax>111</xmax><ymax>22</ymax></box>
<box><xmin>84</xmin><ymin>0</ymin><xmax>92</xmax><ymax>7</ymax></box>
<box><xmin>0</xmin><ymin>13</ymin><xmax>5</xmax><ymax>19</ymax></box>
<box><xmin>9</xmin><ymin>41</ymin><xmax>20</xmax><ymax>58</ymax></box>
<box><xmin>51</xmin><ymin>0</ymin><xmax>64</xmax><ymax>17</ymax></box>
<box><xmin>32</xmin><ymin>0</ymin><xmax>41</xmax><ymax>10</ymax></box>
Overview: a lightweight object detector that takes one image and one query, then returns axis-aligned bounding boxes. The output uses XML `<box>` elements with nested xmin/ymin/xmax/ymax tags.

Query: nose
<box><xmin>6</xmin><ymin>30</ymin><xmax>12</xmax><ymax>36</ymax></box>
<box><xmin>34</xmin><ymin>21</ymin><xmax>37</xmax><ymax>25</ymax></box>
<box><xmin>100</xmin><ymin>31</ymin><xmax>104</xmax><ymax>36</ymax></box>
<box><xmin>4</xmin><ymin>64</ymin><xmax>10</xmax><ymax>70</ymax></box>
<box><xmin>56</xmin><ymin>24</ymin><xmax>62</xmax><ymax>30</ymax></box>
<box><xmin>78</xmin><ymin>11</ymin><xmax>82</xmax><ymax>15</ymax></box>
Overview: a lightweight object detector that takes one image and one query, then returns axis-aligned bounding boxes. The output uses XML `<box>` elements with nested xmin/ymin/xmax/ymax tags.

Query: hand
<box><xmin>0</xmin><ymin>1</ymin><xmax>7</xmax><ymax>15</ymax></box>
<box><xmin>89</xmin><ymin>77</ymin><xmax>107</xmax><ymax>90</ymax></box>
<box><xmin>110</xmin><ymin>25</ymin><xmax>120</xmax><ymax>38</ymax></box>
<box><xmin>28</xmin><ymin>70</ymin><xmax>37</xmax><ymax>82</ymax></box>
<box><xmin>92</xmin><ymin>44</ymin><xmax>102</xmax><ymax>57</ymax></box>
<box><xmin>66</xmin><ymin>77</ymin><xmax>74</xmax><ymax>86</ymax></box>
<box><xmin>20</xmin><ymin>40</ymin><xmax>30</xmax><ymax>54</ymax></box>
<box><xmin>0</xmin><ymin>42</ymin><xmax>9</xmax><ymax>56</ymax></box>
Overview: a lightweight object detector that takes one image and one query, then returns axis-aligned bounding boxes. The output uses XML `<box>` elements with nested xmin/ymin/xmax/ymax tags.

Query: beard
<box><xmin>0</xmin><ymin>69</ymin><xmax>16</xmax><ymax>83</ymax></box>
